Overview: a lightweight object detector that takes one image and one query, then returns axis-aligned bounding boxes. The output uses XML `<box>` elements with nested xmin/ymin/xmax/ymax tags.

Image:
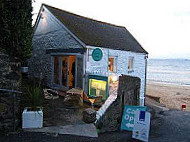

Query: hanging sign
<box><xmin>92</xmin><ymin>48</ymin><xmax>103</xmax><ymax>61</ymax></box>
<box><xmin>121</xmin><ymin>105</ymin><xmax>146</xmax><ymax>131</ymax></box>
<box><xmin>132</xmin><ymin>110</ymin><xmax>151</xmax><ymax>142</ymax></box>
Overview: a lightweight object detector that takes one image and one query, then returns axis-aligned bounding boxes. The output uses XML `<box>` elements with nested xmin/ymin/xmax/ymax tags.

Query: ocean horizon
<box><xmin>147</xmin><ymin>59</ymin><xmax>190</xmax><ymax>86</ymax></box>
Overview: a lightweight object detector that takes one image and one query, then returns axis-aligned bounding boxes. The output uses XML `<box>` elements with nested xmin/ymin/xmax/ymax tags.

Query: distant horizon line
<box><xmin>148</xmin><ymin>58</ymin><xmax>190</xmax><ymax>60</ymax></box>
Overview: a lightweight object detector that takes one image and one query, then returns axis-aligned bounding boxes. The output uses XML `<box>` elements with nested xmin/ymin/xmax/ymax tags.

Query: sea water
<box><xmin>147</xmin><ymin>59</ymin><xmax>190</xmax><ymax>86</ymax></box>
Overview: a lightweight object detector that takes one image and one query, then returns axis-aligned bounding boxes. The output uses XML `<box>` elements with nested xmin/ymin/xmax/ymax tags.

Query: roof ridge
<box><xmin>43</xmin><ymin>3</ymin><xmax>126</xmax><ymax>29</ymax></box>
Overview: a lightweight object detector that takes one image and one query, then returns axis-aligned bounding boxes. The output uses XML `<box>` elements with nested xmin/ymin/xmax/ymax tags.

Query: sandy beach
<box><xmin>146</xmin><ymin>81</ymin><xmax>190</xmax><ymax>111</ymax></box>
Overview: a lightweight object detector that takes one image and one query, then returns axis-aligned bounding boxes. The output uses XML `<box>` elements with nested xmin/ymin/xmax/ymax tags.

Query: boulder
<box><xmin>83</xmin><ymin>108</ymin><xmax>96</xmax><ymax>123</ymax></box>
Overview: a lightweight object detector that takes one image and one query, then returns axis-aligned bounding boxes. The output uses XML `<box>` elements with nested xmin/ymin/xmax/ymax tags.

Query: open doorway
<box><xmin>53</xmin><ymin>55</ymin><xmax>76</xmax><ymax>88</ymax></box>
<box><xmin>67</xmin><ymin>55</ymin><xmax>75</xmax><ymax>88</ymax></box>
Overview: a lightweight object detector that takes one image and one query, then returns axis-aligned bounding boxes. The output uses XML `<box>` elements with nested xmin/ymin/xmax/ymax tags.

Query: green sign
<box><xmin>92</xmin><ymin>48</ymin><xmax>103</xmax><ymax>61</ymax></box>
<box><xmin>121</xmin><ymin>105</ymin><xmax>146</xmax><ymax>131</ymax></box>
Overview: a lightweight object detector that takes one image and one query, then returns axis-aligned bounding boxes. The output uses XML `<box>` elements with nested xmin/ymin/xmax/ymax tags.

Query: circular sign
<box><xmin>92</xmin><ymin>48</ymin><xmax>103</xmax><ymax>61</ymax></box>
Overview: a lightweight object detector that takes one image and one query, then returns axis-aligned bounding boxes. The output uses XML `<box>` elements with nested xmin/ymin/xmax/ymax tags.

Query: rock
<box><xmin>83</xmin><ymin>108</ymin><xmax>96</xmax><ymax>123</ymax></box>
<box><xmin>64</xmin><ymin>94</ymin><xmax>82</xmax><ymax>105</ymax></box>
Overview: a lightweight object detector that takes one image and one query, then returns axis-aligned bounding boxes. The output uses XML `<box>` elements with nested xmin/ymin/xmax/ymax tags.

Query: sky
<box><xmin>32</xmin><ymin>0</ymin><xmax>190</xmax><ymax>59</ymax></box>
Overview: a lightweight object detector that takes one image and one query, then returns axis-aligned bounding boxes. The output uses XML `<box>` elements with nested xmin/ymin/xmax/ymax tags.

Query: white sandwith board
<box><xmin>132</xmin><ymin>110</ymin><xmax>151</xmax><ymax>142</ymax></box>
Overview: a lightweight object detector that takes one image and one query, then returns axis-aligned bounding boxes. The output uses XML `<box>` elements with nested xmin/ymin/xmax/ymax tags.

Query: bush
<box><xmin>0</xmin><ymin>0</ymin><xmax>33</xmax><ymax>65</ymax></box>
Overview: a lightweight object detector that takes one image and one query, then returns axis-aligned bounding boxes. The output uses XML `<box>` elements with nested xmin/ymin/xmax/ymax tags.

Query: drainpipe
<box><xmin>144</xmin><ymin>54</ymin><xmax>148</xmax><ymax>106</ymax></box>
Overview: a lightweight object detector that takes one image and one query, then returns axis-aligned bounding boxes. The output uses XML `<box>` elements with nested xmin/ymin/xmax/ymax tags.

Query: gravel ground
<box><xmin>1</xmin><ymin>104</ymin><xmax>190</xmax><ymax>142</ymax></box>
<box><xmin>149</xmin><ymin>110</ymin><xmax>190</xmax><ymax>142</ymax></box>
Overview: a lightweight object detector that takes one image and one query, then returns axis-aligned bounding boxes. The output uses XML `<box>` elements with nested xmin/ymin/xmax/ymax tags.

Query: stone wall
<box><xmin>29</xmin><ymin>6</ymin><xmax>83</xmax><ymax>87</ymax></box>
<box><xmin>0</xmin><ymin>51</ymin><xmax>21</xmax><ymax>89</ymax></box>
<box><xmin>0</xmin><ymin>92</ymin><xmax>21</xmax><ymax>132</ymax></box>
<box><xmin>95</xmin><ymin>75</ymin><xmax>140</xmax><ymax>133</ymax></box>
<box><xmin>0</xmin><ymin>50</ymin><xmax>21</xmax><ymax>132</ymax></box>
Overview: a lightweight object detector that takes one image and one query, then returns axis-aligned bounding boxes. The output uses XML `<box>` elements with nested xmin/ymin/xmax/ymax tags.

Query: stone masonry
<box><xmin>0</xmin><ymin>50</ymin><xmax>21</xmax><ymax>132</ymax></box>
<box><xmin>28</xmin><ymin>6</ymin><xmax>83</xmax><ymax>87</ymax></box>
<box><xmin>0</xmin><ymin>51</ymin><xmax>21</xmax><ymax>90</ymax></box>
<box><xmin>95</xmin><ymin>75</ymin><xmax>140</xmax><ymax>133</ymax></box>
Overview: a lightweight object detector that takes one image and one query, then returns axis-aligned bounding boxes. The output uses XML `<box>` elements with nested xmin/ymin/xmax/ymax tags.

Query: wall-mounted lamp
<box><xmin>40</xmin><ymin>8</ymin><xmax>46</xmax><ymax>19</ymax></box>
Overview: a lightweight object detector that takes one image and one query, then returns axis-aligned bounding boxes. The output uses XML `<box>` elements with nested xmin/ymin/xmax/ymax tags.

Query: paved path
<box><xmin>24</xmin><ymin>124</ymin><xmax>98</xmax><ymax>137</ymax></box>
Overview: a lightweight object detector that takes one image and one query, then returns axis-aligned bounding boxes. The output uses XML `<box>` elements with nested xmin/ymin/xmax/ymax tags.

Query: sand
<box><xmin>146</xmin><ymin>81</ymin><xmax>190</xmax><ymax>111</ymax></box>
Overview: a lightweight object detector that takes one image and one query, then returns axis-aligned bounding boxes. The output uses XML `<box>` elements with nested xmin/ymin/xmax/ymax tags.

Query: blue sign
<box><xmin>92</xmin><ymin>48</ymin><xmax>103</xmax><ymax>61</ymax></box>
<box><xmin>121</xmin><ymin>105</ymin><xmax>146</xmax><ymax>131</ymax></box>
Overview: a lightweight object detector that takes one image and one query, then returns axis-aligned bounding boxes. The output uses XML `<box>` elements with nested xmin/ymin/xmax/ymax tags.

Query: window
<box><xmin>88</xmin><ymin>75</ymin><xmax>108</xmax><ymax>100</ymax></box>
<box><xmin>54</xmin><ymin>56</ymin><xmax>60</xmax><ymax>84</ymax></box>
<box><xmin>128</xmin><ymin>57</ymin><xmax>134</xmax><ymax>71</ymax></box>
<box><xmin>108</xmin><ymin>57</ymin><xmax>117</xmax><ymax>72</ymax></box>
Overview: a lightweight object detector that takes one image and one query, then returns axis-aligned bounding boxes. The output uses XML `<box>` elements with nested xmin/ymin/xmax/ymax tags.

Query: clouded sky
<box><xmin>32</xmin><ymin>0</ymin><xmax>190</xmax><ymax>59</ymax></box>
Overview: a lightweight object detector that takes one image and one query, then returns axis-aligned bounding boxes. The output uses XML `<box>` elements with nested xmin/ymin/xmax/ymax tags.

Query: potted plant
<box><xmin>22</xmin><ymin>84</ymin><xmax>43</xmax><ymax>129</ymax></box>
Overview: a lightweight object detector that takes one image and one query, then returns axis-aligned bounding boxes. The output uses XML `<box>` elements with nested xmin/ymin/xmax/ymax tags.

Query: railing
<box><xmin>0</xmin><ymin>89</ymin><xmax>22</xmax><ymax>131</ymax></box>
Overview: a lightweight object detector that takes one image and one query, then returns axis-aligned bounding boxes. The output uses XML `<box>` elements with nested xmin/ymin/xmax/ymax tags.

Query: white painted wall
<box><xmin>34</xmin><ymin>6</ymin><xmax>63</xmax><ymax>36</ymax></box>
<box><xmin>86</xmin><ymin>46</ymin><xmax>147</xmax><ymax>106</ymax></box>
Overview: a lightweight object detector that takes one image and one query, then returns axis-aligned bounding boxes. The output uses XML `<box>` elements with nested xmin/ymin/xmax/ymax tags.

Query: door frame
<box><xmin>51</xmin><ymin>53</ymin><xmax>83</xmax><ymax>89</ymax></box>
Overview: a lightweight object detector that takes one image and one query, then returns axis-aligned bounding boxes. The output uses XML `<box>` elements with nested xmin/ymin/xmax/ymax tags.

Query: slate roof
<box><xmin>44</xmin><ymin>4</ymin><xmax>148</xmax><ymax>54</ymax></box>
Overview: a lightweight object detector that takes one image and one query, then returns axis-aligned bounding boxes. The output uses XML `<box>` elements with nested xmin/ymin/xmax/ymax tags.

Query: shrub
<box><xmin>0</xmin><ymin>0</ymin><xmax>33</xmax><ymax>65</ymax></box>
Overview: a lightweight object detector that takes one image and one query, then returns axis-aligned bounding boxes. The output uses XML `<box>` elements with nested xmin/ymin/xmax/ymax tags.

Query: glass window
<box><xmin>89</xmin><ymin>79</ymin><xmax>107</xmax><ymax>100</ymax></box>
<box><xmin>108</xmin><ymin>57</ymin><xmax>117</xmax><ymax>72</ymax></box>
<box><xmin>61</xmin><ymin>56</ymin><xmax>68</xmax><ymax>86</ymax></box>
<box><xmin>128</xmin><ymin>57</ymin><xmax>134</xmax><ymax>70</ymax></box>
<box><xmin>54</xmin><ymin>56</ymin><xmax>59</xmax><ymax>84</ymax></box>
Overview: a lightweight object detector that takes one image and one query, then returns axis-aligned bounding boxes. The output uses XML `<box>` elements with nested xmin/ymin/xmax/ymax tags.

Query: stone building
<box><xmin>29</xmin><ymin>4</ymin><xmax>148</xmax><ymax>106</ymax></box>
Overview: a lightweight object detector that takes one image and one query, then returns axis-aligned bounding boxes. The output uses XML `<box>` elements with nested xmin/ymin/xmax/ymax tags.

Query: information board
<box><xmin>132</xmin><ymin>111</ymin><xmax>151</xmax><ymax>142</ymax></box>
<box><xmin>121</xmin><ymin>105</ymin><xmax>146</xmax><ymax>131</ymax></box>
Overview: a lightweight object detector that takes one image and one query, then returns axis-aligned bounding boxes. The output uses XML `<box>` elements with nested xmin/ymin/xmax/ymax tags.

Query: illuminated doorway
<box><xmin>53</xmin><ymin>55</ymin><xmax>77</xmax><ymax>88</ymax></box>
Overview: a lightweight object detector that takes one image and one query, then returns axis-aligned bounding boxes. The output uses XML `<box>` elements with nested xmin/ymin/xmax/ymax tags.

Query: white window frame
<box><xmin>108</xmin><ymin>56</ymin><xmax>118</xmax><ymax>73</ymax></box>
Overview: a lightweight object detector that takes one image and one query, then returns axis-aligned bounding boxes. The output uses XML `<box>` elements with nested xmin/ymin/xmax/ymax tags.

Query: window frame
<box><xmin>108</xmin><ymin>56</ymin><xmax>118</xmax><ymax>73</ymax></box>
<box><xmin>128</xmin><ymin>56</ymin><xmax>134</xmax><ymax>72</ymax></box>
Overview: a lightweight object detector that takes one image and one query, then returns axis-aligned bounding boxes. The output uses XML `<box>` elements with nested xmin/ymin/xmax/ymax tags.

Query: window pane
<box><xmin>109</xmin><ymin>57</ymin><xmax>114</xmax><ymax>71</ymax></box>
<box><xmin>128</xmin><ymin>57</ymin><xmax>134</xmax><ymax>70</ymax></box>
<box><xmin>89</xmin><ymin>79</ymin><xmax>107</xmax><ymax>100</ymax></box>
<box><xmin>62</xmin><ymin>56</ymin><xmax>68</xmax><ymax>86</ymax></box>
<box><xmin>54</xmin><ymin>57</ymin><xmax>59</xmax><ymax>84</ymax></box>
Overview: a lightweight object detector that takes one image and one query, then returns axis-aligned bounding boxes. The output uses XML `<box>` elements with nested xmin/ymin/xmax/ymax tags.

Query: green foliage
<box><xmin>26</xmin><ymin>85</ymin><xmax>42</xmax><ymax>111</ymax></box>
<box><xmin>0</xmin><ymin>0</ymin><xmax>33</xmax><ymax>65</ymax></box>
<box><xmin>22</xmin><ymin>79</ymin><xmax>43</xmax><ymax>111</ymax></box>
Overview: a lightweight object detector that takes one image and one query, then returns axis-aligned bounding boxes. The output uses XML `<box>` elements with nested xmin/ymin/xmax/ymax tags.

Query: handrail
<box><xmin>0</xmin><ymin>88</ymin><xmax>22</xmax><ymax>94</ymax></box>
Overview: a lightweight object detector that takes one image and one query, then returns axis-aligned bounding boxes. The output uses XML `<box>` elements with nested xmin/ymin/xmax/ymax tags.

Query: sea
<box><xmin>147</xmin><ymin>59</ymin><xmax>190</xmax><ymax>86</ymax></box>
